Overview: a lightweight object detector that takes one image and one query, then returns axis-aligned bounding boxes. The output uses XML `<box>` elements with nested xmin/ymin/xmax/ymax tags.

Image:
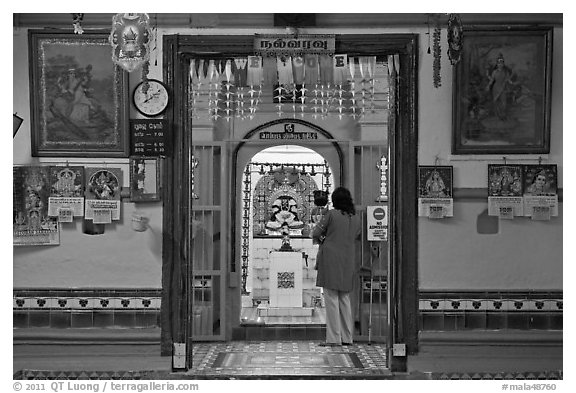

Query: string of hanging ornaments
<box><xmin>188</xmin><ymin>55</ymin><xmax>388</xmax><ymax>122</ymax></box>
<box><xmin>427</xmin><ymin>13</ymin><xmax>463</xmax><ymax>89</ymax></box>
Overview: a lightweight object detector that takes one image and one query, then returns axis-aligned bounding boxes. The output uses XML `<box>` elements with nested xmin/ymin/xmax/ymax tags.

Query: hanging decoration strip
<box><xmin>247</xmin><ymin>56</ymin><xmax>263</xmax><ymax>119</ymax></box>
<box><xmin>109</xmin><ymin>13</ymin><xmax>152</xmax><ymax>73</ymax></box>
<box><xmin>447</xmin><ymin>13</ymin><xmax>463</xmax><ymax>65</ymax></box>
<box><xmin>188</xmin><ymin>53</ymin><xmax>388</xmax><ymax>122</ymax></box>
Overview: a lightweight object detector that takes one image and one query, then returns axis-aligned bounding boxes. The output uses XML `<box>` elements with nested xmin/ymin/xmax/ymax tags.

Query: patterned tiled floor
<box><xmin>187</xmin><ymin>341</ymin><xmax>390</xmax><ymax>377</ymax></box>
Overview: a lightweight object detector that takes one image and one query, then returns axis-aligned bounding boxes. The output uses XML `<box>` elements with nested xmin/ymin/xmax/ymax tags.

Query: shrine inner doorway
<box><xmin>240</xmin><ymin>145</ymin><xmax>334</xmax><ymax>326</ymax></box>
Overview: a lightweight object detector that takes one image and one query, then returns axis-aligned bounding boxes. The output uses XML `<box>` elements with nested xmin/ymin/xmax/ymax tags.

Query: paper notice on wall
<box><xmin>488</xmin><ymin>196</ymin><xmax>524</xmax><ymax>217</ymax></box>
<box><xmin>84</xmin><ymin>167</ymin><xmax>122</xmax><ymax>221</ymax></box>
<box><xmin>418</xmin><ymin>198</ymin><xmax>453</xmax><ymax>218</ymax></box>
<box><xmin>48</xmin><ymin>166</ymin><xmax>85</xmax><ymax>218</ymax></box>
<box><xmin>85</xmin><ymin>200</ymin><xmax>120</xmax><ymax>221</ymax></box>
<box><xmin>524</xmin><ymin>195</ymin><xmax>558</xmax><ymax>217</ymax></box>
<box><xmin>531</xmin><ymin>205</ymin><xmax>551</xmax><ymax>221</ymax></box>
<box><xmin>13</xmin><ymin>166</ymin><xmax>60</xmax><ymax>246</ymax></box>
<box><xmin>92</xmin><ymin>208</ymin><xmax>112</xmax><ymax>224</ymax></box>
<box><xmin>497</xmin><ymin>206</ymin><xmax>515</xmax><ymax>220</ymax></box>
<box><xmin>58</xmin><ymin>208</ymin><xmax>74</xmax><ymax>223</ymax></box>
<box><xmin>49</xmin><ymin>197</ymin><xmax>85</xmax><ymax>217</ymax></box>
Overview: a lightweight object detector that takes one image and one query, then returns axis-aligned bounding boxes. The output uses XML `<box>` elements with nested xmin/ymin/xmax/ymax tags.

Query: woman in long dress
<box><xmin>312</xmin><ymin>187</ymin><xmax>361</xmax><ymax>346</ymax></box>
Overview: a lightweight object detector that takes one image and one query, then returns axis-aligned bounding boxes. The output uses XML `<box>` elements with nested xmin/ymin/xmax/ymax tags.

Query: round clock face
<box><xmin>133</xmin><ymin>79</ymin><xmax>169</xmax><ymax>117</ymax></box>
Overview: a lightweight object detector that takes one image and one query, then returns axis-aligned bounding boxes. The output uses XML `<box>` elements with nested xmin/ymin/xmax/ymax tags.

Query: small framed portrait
<box><xmin>130</xmin><ymin>157</ymin><xmax>161</xmax><ymax>202</ymax></box>
<box><xmin>28</xmin><ymin>30</ymin><xmax>129</xmax><ymax>157</ymax></box>
<box><xmin>418</xmin><ymin>166</ymin><xmax>453</xmax><ymax>198</ymax></box>
<box><xmin>523</xmin><ymin>164</ymin><xmax>558</xmax><ymax>196</ymax></box>
<box><xmin>452</xmin><ymin>27</ymin><xmax>552</xmax><ymax>154</ymax></box>
<box><xmin>487</xmin><ymin>164</ymin><xmax>524</xmax><ymax>197</ymax></box>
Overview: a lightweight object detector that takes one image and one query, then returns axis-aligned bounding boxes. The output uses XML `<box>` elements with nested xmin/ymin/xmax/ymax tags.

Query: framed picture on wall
<box><xmin>452</xmin><ymin>27</ymin><xmax>553</xmax><ymax>154</ymax></box>
<box><xmin>523</xmin><ymin>164</ymin><xmax>558</xmax><ymax>196</ymax></box>
<box><xmin>28</xmin><ymin>30</ymin><xmax>129</xmax><ymax>157</ymax></box>
<box><xmin>130</xmin><ymin>157</ymin><xmax>161</xmax><ymax>202</ymax></box>
<box><xmin>418</xmin><ymin>166</ymin><xmax>453</xmax><ymax>198</ymax></box>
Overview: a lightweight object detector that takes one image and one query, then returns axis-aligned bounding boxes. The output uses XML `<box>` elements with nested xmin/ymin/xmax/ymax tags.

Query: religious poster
<box><xmin>13</xmin><ymin>166</ymin><xmax>60</xmax><ymax>246</ymax></box>
<box><xmin>523</xmin><ymin>164</ymin><xmax>558</xmax><ymax>219</ymax></box>
<box><xmin>48</xmin><ymin>166</ymin><xmax>85</xmax><ymax>218</ymax></box>
<box><xmin>417</xmin><ymin>166</ymin><xmax>454</xmax><ymax>218</ymax></box>
<box><xmin>487</xmin><ymin>164</ymin><xmax>524</xmax><ymax>217</ymax></box>
<box><xmin>130</xmin><ymin>157</ymin><xmax>160</xmax><ymax>202</ymax></box>
<box><xmin>84</xmin><ymin>168</ymin><xmax>123</xmax><ymax>222</ymax></box>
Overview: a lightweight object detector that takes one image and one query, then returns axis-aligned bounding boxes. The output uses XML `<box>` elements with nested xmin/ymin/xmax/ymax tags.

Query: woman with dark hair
<box><xmin>312</xmin><ymin>187</ymin><xmax>361</xmax><ymax>346</ymax></box>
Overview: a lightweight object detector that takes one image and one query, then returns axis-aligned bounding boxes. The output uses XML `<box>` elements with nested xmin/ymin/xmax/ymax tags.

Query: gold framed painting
<box><xmin>28</xmin><ymin>30</ymin><xmax>129</xmax><ymax>157</ymax></box>
<box><xmin>452</xmin><ymin>27</ymin><xmax>553</xmax><ymax>154</ymax></box>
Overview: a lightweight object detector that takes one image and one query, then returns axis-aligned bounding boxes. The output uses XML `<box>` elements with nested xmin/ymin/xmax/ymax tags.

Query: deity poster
<box><xmin>13</xmin><ymin>166</ymin><xmax>60</xmax><ymax>246</ymax></box>
<box><xmin>84</xmin><ymin>168</ymin><xmax>123</xmax><ymax>222</ymax></box>
<box><xmin>417</xmin><ymin>166</ymin><xmax>454</xmax><ymax>218</ymax></box>
<box><xmin>523</xmin><ymin>164</ymin><xmax>558</xmax><ymax>218</ymax></box>
<box><xmin>48</xmin><ymin>166</ymin><xmax>85</xmax><ymax>219</ymax></box>
<box><xmin>487</xmin><ymin>164</ymin><xmax>524</xmax><ymax>217</ymax></box>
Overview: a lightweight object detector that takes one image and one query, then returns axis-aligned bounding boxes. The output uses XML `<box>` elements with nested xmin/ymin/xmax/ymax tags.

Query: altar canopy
<box><xmin>252</xmin><ymin>166</ymin><xmax>320</xmax><ymax>237</ymax></box>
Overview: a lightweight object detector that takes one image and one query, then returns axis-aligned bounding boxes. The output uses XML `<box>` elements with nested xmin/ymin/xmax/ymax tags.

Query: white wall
<box><xmin>12</xmin><ymin>28</ymin><xmax>162</xmax><ymax>288</ymax></box>
<box><xmin>417</xmin><ymin>28</ymin><xmax>563</xmax><ymax>290</ymax></box>
<box><xmin>12</xmin><ymin>25</ymin><xmax>563</xmax><ymax>291</ymax></box>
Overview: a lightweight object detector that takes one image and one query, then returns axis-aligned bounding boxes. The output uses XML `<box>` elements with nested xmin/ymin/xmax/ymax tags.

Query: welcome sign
<box><xmin>259</xmin><ymin>123</ymin><xmax>318</xmax><ymax>140</ymax></box>
<box><xmin>254</xmin><ymin>34</ymin><xmax>335</xmax><ymax>55</ymax></box>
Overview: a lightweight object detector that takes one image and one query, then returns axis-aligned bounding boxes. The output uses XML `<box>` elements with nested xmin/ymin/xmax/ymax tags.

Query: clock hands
<box><xmin>143</xmin><ymin>91</ymin><xmax>161</xmax><ymax>104</ymax></box>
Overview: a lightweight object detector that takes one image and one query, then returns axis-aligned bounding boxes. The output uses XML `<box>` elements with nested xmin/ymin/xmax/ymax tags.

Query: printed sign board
<box><xmin>367</xmin><ymin>205</ymin><xmax>388</xmax><ymax>241</ymax></box>
<box><xmin>130</xmin><ymin>119</ymin><xmax>171</xmax><ymax>157</ymax></box>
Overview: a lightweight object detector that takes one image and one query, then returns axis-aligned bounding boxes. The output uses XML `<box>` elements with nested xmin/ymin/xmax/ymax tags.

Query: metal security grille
<box><xmin>349</xmin><ymin>142</ymin><xmax>389</xmax><ymax>346</ymax></box>
<box><xmin>188</xmin><ymin>143</ymin><xmax>227</xmax><ymax>341</ymax></box>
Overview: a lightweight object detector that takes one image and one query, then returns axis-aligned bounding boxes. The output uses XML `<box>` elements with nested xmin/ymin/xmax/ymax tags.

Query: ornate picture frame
<box><xmin>452</xmin><ymin>27</ymin><xmax>553</xmax><ymax>154</ymax></box>
<box><xmin>28</xmin><ymin>30</ymin><xmax>129</xmax><ymax>157</ymax></box>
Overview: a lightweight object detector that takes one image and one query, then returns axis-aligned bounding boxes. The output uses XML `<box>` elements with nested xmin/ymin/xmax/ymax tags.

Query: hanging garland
<box><xmin>432</xmin><ymin>22</ymin><xmax>442</xmax><ymax>88</ymax></box>
<box><xmin>141</xmin><ymin>59</ymin><xmax>150</xmax><ymax>95</ymax></box>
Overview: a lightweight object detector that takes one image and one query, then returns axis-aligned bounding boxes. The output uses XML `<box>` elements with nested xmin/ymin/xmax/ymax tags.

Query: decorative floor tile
<box><xmin>186</xmin><ymin>341</ymin><xmax>389</xmax><ymax>377</ymax></box>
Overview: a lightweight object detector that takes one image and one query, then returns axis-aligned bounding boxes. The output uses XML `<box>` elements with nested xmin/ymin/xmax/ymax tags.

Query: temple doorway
<box><xmin>163</xmin><ymin>34</ymin><xmax>420</xmax><ymax>372</ymax></box>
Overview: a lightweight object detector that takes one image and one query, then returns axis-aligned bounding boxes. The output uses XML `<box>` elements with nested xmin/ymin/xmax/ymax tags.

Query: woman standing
<box><xmin>312</xmin><ymin>187</ymin><xmax>361</xmax><ymax>346</ymax></box>
<box><xmin>486</xmin><ymin>54</ymin><xmax>514</xmax><ymax>121</ymax></box>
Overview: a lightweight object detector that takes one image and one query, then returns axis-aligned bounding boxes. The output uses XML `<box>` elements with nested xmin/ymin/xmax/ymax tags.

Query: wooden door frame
<box><xmin>161</xmin><ymin>33</ymin><xmax>419</xmax><ymax>372</ymax></box>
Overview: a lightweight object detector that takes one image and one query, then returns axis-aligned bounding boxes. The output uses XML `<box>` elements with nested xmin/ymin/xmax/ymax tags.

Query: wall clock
<box><xmin>132</xmin><ymin>79</ymin><xmax>169</xmax><ymax>117</ymax></box>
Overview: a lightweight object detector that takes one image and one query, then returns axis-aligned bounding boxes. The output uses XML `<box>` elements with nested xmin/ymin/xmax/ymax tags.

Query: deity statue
<box><xmin>265</xmin><ymin>196</ymin><xmax>304</xmax><ymax>233</ymax></box>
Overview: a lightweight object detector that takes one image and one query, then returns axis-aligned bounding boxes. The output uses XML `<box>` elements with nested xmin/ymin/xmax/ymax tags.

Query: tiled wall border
<box><xmin>13</xmin><ymin>288</ymin><xmax>162</xmax><ymax>329</ymax></box>
<box><xmin>14</xmin><ymin>288</ymin><xmax>563</xmax><ymax>331</ymax></box>
<box><xmin>419</xmin><ymin>290</ymin><xmax>563</xmax><ymax>331</ymax></box>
